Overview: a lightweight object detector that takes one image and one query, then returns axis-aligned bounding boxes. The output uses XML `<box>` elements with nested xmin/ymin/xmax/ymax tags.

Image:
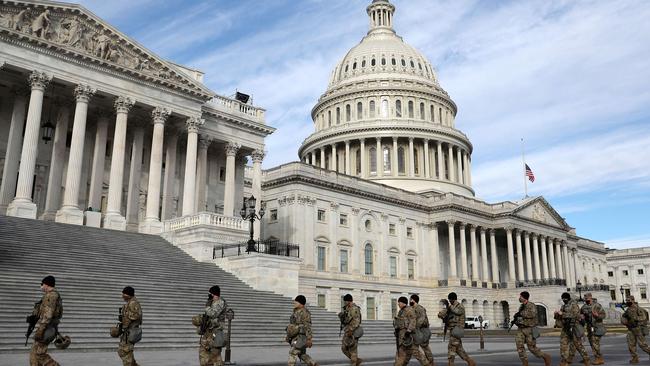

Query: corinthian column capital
<box><xmin>28</xmin><ymin>71</ymin><xmax>51</xmax><ymax>91</ymax></box>
<box><xmin>251</xmin><ymin>149</ymin><xmax>265</xmax><ymax>163</ymax></box>
<box><xmin>114</xmin><ymin>96</ymin><xmax>135</xmax><ymax>114</ymax></box>
<box><xmin>225</xmin><ymin>141</ymin><xmax>241</xmax><ymax>156</ymax></box>
<box><xmin>198</xmin><ymin>135</ymin><xmax>212</xmax><ymax>149</ymax></box>
<box><xmin>151</xmin><ymin>106</ymin><xmax>171</xmax><ymax>124</ymax></box>
<box><xmin>74</xmin><ymin>84</ymin><xmax>96</xmax><ymax>103</ymax></box>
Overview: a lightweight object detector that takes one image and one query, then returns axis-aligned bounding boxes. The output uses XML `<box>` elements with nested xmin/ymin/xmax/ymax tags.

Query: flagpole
<box><xmin>521</xmin><ymin>138</ymin><xmax>528</xmax><ymax>198</ymax></box>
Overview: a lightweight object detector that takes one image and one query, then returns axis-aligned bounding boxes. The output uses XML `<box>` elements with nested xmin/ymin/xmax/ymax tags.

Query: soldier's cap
<box><xmin>520</xmin><ymin>291</ymin><xmax>530</xmax><ymax>300</ymax></box>
<box><xmin>448</xmin><ymin>292</ymin><xmax>457</xmax><ymax>301</ymax></box>
<box><xmin>410</xmin><ymin>294</ymin><xmax>419</xmax><ymax>303</ymax></box>
<box><xmin>294</xmin><ymin>295</ymin><xmax>306</xmax><ymax>305</ymax></box>
<box><xmin>398</xmin><ymin>296</ymin><xmax>408</xmax><ymax>305</ymax></box>
<box><xmin>209</xmin><ymin>285</ymin><xmax>220</xmax><ymax>296</ymax></box>
<box><xmin>584</xmin><ymin>292</ymin><xmax>592</xmax><ymax>298</ymax></box>
<box><xmin>122</xmin><ymin>286</ymin><xmax>135</xmax><ymax>297</ymax></box>
<box><xmin>343</xmin><ymin>294</ymin><xmax>353</xmax><ymax>302</ymax></box>
<box><xmin>41</xmin><ymin>275</ymin><xmax>55</xmax><ymax>287</ymax></box>
<box><xmin>561</xmin><ymin>292</ymin><xmax>571</xmax><ymax>300</ymax></box>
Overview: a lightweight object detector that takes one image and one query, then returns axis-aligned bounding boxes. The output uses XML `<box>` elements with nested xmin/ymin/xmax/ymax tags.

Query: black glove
<box><xmin>442</xmin><ymin>299</ymin><xmax>449</xmax><ymax>307</ymax></box>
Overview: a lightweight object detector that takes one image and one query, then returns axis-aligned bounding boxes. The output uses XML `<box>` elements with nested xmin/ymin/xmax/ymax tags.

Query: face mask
<box><xmin>627</xmin><ymin>302</ymin><xmax>633</xmax><ymax>306</ymax></box>
<box><xmin>409</xmin><ymin>302</ymin><xmax>415</xmax><ymax>307</ymax></box>
<box><xmin>519</xmin><ymin>298</ymin><xmax>525</xmax><ymax>303</ymax></box>
<box><xmin>585</xmin><ymin>299</ymin><xmax>591</xmax><ymax>304</ymax></box>
<box><xmin>562</xmin><ymin>299</ymin><xmax>569</xmax><ymax>304</ymax></box>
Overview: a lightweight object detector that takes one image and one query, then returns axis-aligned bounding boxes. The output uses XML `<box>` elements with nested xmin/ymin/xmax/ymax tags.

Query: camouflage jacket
<box><xmin>290</xmin><ymin>307</ymin><xmax>313</xmax><ymax>341</ymax></box>
<box><xmin>205</xmin><ymin>297</ymin><xmax>227</xmax><ymax>330</ymax></box>
<box><xmin>437</xmin><ymin>301</ymin><xmax>465</xmax><ymax>329</ymax></box>
<box><xmin>556</xmin><ymin>299</ymin><xmax>580</xmax><ymax>325</ymax></box>
<box><xmin>121</xmin><ymin>296</ymin><xmax>142</xmax><ymax>328</ymax></box>
<box><xmin>412</xmin><ymin>304</ymin><xmax>430</xmax><ymax>329</ymax></box>
<box><xmin>35</xmin><ymin>289</ymin><xmax>63</xmax><ymax>329</ymax></box>
<box><xmin>580</xmin><ymin>302</ymin><xmax>605</xmax><ymax>325</ymax></box>
<box><xmin>340</xmin><ymin>303</ymin><xmax>361</xmax><ymax>333</ymax></box>
<box><xmin>622</xmin><ymin>303</ymin><xmax>648</xmax><ymax>328</ymax></box>
<box><xmin>517</xmin><ymin>301</ymin><xmax>538</xmax><ymax>328</ymax></box>
<box><xmin>394</xmin><ymin>306</ymin><xmax>416</xmax><ymax>343</ymax></box>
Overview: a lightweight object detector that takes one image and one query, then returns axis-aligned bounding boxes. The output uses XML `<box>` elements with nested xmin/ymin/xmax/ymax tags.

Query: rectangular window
<box><xmin>610</xmin><ymin>290</ymin><xmax>616</xmax><ymax>301</ymax></box>
<box><xmin>642</xmin><ymin>288</ymin><xmax>648</xmax><ymax>300</ymax></box>
<box><xmin>391</xmin><ymin>298</ymin><xmax>398</xmax><ymax>316</ymax></box>
<box><xmin>339</xmin><ymin>213</ymin><xmax>348</xmax><ymax>226</ymax></box>
<box><xmin>317</xmin><ymin>247</ymin><xmax>326</xmax><ymax>271</ymax></box>
<box><xmin>639</xmin><ymin>269</ymin><xmax>645</xmax><ymax>275</ymax></box>
<box><xmin>389</xmin><ymin>223</ymin><xmax>396</xmax><ymax>235</ymax></box>
<box><xmin>623</xmin><ymin>270</ymin><xmax>629</xmax><ymax>276</ymax></box>
<box><xmin>607</xmin><ymin>271</ymin><xmax>614</xmax><ymax>277</ymax></box>
<box><xmin>270</xmin><ymin>209</ymin><xmax>278</xmax><ymax>221</ymax></box>
<box><xmin>366</xmin><ymin>297</ymin><xmax>376</xmax><ymax>320</ymax></box>
<box><xmin>340</xmin><ymin>249</ymin><xmax>348</xmax><ymax>273</ymax></box>
<box><xmin>317</xmin><ymin>294</ymin><xmax>326</xmax><ymax>308</ymax></box>
<box><xmin>317</xmin><ymin>209</ymin><xmax>326</xmax><ymax>222</ymax></box>
<box><xmin>407</xmin><ymin>259</ymin><xmax>415</xmax><ymax>279</ymax></box>
<box><xmin>625</xmin><ymin>288</ymin><xmax>631</xmax><ymax>298</ymax></box>
<box><xmin>406</xmin><ymin>227</ymin><xmax>413</xmax><ymax>238</ymax></box>
<box><xmin>389</xmin><ymin>256</ymin><xmax>397</xmax><ymax>278</ymax></box>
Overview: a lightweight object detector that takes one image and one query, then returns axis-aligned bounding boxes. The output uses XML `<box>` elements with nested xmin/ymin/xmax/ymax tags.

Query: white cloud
<box><xmin>606</xmin><ymin>235</ymin><xmax>650</xmax><ymax>250</ymax></box>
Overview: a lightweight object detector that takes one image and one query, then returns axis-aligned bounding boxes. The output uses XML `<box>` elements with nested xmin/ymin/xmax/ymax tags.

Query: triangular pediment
<box><xmin>0</xmin><ymin>0</ymin><xmax>214</xmax><ymax>100</ymax></box>
<box><xmin>512</xmin><ymin>196</ymin><xmax>569</xmax><ymax>230</ymax></box>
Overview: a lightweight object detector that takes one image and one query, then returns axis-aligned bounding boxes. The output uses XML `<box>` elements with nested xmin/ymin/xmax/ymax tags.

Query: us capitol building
<box><xmin>0</xmin><ymin>0</ymin><xmax>630</xmax><ymax>326</ymax></box>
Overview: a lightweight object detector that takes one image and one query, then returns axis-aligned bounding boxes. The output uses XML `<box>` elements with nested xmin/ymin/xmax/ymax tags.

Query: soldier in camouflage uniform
<box><xmin>410</xmin><ymin>294</ymin><xmax>434</xmax><ymax>366</ymax></box>
<box><xmin>513</xmin><ymin>291</ymin><xmax>551</xmax><ymax>366</ymax></box>
<box><xmin>437</xmin><ymin>292</ymin><xmax>476</xmax><ymax>366</ymax></box>
<box><xmin>30</xmin><ymin>275</ymin><xmax>63</xmax><ymax>366</ymax></box>
<box><xmin>339</xmin><ymin>294</ymin><xmax>363</xmax><ymax>365</ymax></box>
<box><xmin>554</xmin><ymin>292</ymin><xmax>589</xmax><ymax>366</ymax></box>
<box><xmin>393</xmin><ymin>297</ymin><xmax>424</xmax><ymax>366</ymax></box>
<box><xmin>199</xmin><ymin>285</ymin><xmax>228</xmax><ymax>366</ymax></box>
<box><xmin>580</xmin><ymin>293</ymin><xmax>606</xmax><ymax>365</ymax></box>
<box><xmin>118</xmin><ymin>286</ymin><xmax>142</xmax><ymax>366</ymax></box>
<box><xmin>622</xmin><ymin>295</ymin><xmax>650</xmax><ymax>364</ymax></box>
<box><xmin>287</xmin><ymin>295</ymin><xmax>319</xmax><ymax>366</ymax></box>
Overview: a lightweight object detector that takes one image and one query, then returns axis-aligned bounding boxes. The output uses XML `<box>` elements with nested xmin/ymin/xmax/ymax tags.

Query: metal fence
<box><xmin>515</xmin><ymin>278</ymin><xmax>567</xmax><ymax>288</ymax></box>
<box><xmin>213</xmin><ymin>240</ymin><xmax>300</xmax><ymax>259</ymax></box>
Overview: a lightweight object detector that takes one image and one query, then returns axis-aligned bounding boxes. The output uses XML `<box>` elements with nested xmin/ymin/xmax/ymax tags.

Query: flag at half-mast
<box><xmin>525</xmin><ymin>164</ymin><xmax>535</xmax><ymax>182</ymax></box>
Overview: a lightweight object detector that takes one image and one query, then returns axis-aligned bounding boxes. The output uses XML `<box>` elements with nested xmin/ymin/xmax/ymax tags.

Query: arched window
<box><xmin>345</xmin><ymin>64</ymin><xmax>349</xmax><ymax>72</ymax></box>
<box><xmin>357</xmin><ymin>102</ymin><xmax>363</xmax><ymax>119</ymax></box>
<box><xmin>408</xmin><ymin>101</ymin><xmax>414</xmax><ymax>118</ymax></box>
<box><xmin>369</xmin><ymin>147</ymin><xmax>377</xmax><ymax>175</ymax></box>
<box><xmin>369</xmin><ymin>101</ymin><xmax>376</xmax><ymax>118</ymax></box>
<box><xmin>439</xmin><ymin>108</ymin><xmax>443</xmax><ymax>124</ymax></box>
<box><xmin>395</xmin><ymin>100</ymin><xmax>402</xmax><ymax>117</ymax></box>
<box><xmin>328</xmin><ymin>110</ymin><xmax>332</xmax><ymax>127</ymax></box>
<box><xmin>381</xmin><ymin>99</ymin><xmax>389</xmax><ymax>118</ymax></box>
<box><xmin>336</xmin><ymin>107</ymin><xmax>341</xmax><ymax>124</ymax></box>
<box><xmin>398</xmin><ymin>147</ymin><xmax>405</xmax><ymax>174</ymax></box>
<box><xmin>371</xmin><ymin>58</ymin><xmax>376</xmax><ymax>67</ymax></box>
<box><xmin>410</xmin><ymin>60</ymin><xmax>415</xmax><ymax>68</ymax></box>
<box><xmin>362</xmin><ymin>60</ymin><xmax>366</xmax><ymax>68</ymax></box>
<box><xmin>352</xmin><ymin>62</ymin><xmax>357</xmax><ymax>70</ymax></box>
<box><xmin>414</xmin><ymin>148</ymin><xmax>420</xmax><ymax>175</ymax></box>
<box><xmin>345</xmin><ymin>104</ymin><xmax>351</xmax><ymax>122</ymax></box>
<box><xmin>381</xmin><ymin>57</ymin><xmax>386</xmax><ymax>66</ymax></box>
<box><xmin>365</xmin><ymin>244</ymin><xmax>374</xmax><ymax>275</ymax></box>
<box><xmin>419</xmin><ymin>103</ymin><xmax>425</xmax><ymax>120</ymax></box>
<box><xmin>418</xmin><ymin>62</ymin><xmax>423</xmax><ymax>70</ymax></box>
<box><xmin>355</xmin><ymin>148</ymin><xmax>361</xmax><ymax>175</ymax></box>
<box><xmin>383</xmin><ymin>146</ymin><xmax>391</xmax><ymax>173</ymax></box>
<box><xmin>430</xmin><ymin>105</ymin><xmax>435</xmax><ymax>122</ymax></box>
<box><xmin>391</xmin><ymin>58</ymin><xmax>396</xmax><ymax>66</ymax></box>
<box><xmin>401</xmin><ymin>58</ymin><xmax>406</xmax><ymax>67</ymax></box>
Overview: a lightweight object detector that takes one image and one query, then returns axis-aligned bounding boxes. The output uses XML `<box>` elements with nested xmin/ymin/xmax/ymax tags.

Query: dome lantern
<box><xmin>366</xmin><ymin>0</ymin><xmax>396</xmax><ymax>34</ymax></box>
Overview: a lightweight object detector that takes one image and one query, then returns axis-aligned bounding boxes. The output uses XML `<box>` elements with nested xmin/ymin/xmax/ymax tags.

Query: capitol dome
<box><xmin>299</xmin><ymin>0</ymin><xmax>474</xmax><ymax>196</ymax></box>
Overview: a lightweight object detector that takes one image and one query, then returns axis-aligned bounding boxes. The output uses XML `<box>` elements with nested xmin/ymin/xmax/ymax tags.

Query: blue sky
<box><xmin>78</xmin><ymin>0</ymin><xmax>650</xmax><ymax>248</ymax></box>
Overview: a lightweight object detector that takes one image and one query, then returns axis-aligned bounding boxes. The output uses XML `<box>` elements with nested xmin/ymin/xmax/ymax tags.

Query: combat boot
<box><xmin>583</xmin><ymin>359</ymin><xmax>590</xmax><ymax>366</ymax></box>
<box><xmin>521</xmin><ymin>360</ymin><xmax>529</xmax><ymax>366</ymax></box>
<box><xmin>629</xmin><ymin>356</ymin><xmax>639</xmax><ymax>364</ymax></box>
<box><xmin>355</xmin><ymin>358</ymin><xmax>363</xmax><ymax>366</ymax></box>
<box><xmin>466</xmin><ymin>358</ymin><xmax>476</xmax><ymax>366</ymax></box>
<box><xmin>592</xmin><ymin>356</ymin><xmax>604</xmax><ymax>365</ymax></box>
<box><xmin>448</xmin><ymin>358</ymin><xmax>455</xmax><ymax>366</ymax></box>
<box><xmin>559</xmin><ymin>362</ymin><xmax>569</xmax><ymax>366</ymax></box>
<box><xmin>542</xmin><ymin>353</ymin><xmax>552</xmax><ymax>366</ymax></box>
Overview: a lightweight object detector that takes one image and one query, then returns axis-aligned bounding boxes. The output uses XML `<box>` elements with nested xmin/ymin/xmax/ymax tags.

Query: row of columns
<box><xmin>1</xmin><ymin>70</ymin><xmax>263</xmax><ymax>233</ymax></box>
<box><xmin>303</xmin><ymin>137</ymin><xmax>471</xmax><ymax>185</ymax></box>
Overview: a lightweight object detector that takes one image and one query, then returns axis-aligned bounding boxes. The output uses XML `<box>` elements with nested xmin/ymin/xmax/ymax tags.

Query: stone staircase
<box><xmin>0</xmin><ymin>216</ymin><xmax>394</xmax><ymax>352</ymax></box>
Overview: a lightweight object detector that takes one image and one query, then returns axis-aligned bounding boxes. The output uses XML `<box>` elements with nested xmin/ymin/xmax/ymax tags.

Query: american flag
<box><xmin>525</xmin><ymin>164</ymin><xmax>535</xmax><ymax>182</ymax></box>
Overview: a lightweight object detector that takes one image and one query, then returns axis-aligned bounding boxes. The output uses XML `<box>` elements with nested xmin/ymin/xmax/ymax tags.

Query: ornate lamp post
<box><xmin>576</xmin><ymin>280</ymin><xmax>583</xmax><ymax>303</ymax></box>
<box><xmin>240</xmin><ymin>195</ymin><xmax>264</xmax><ymax>253</ymax></box>
<box><xmin>620</xmin><ymin>285</ymin><xmax>625</xmax><ymax>306</ymax></box>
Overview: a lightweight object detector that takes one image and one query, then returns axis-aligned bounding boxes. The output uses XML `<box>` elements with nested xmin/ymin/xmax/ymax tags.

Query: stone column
<box><xmin>344</xmin><ymin>140</ymin><xmax>350</xmax><ymax>175</ymax></box>
<box><xmin>506</xmin><ymin>227</ymin><xmax>516</xmax><ymax>284</ymax></box>
<box><xmin>7</xmin><ymin>71</ymin><xmax>51</xmax><ymax>219</ymax></box>
<box><xmin>447</xmin><ymin>220</ymin><xmax>457</xmax><ymax>280</ymax></box>
<box><xmin>467</xmin><ymin>156</ymin><xmax>472</xmax><ymax>186</ymax></box>
<box><xmin>555</xmin><ymin>239</ymin><xmax>564</xmax><ymax>280</ymax></box>
<box><xmin>0</xmin><ymin>87</ymin><xmax>29</xmax><ymax>213</ymax></box>
<box><xmin>223</xmin><ymin>141</ymin><xmax>241</xmax><ymax>217</ymax></box>
<box><xmin>431</xmin><ymin>223</ymin><xmax>440</xmax><ymax>280</ymax></box>
<box><xmin>515</xmin><ymin>229</ymin><xmax>525</xmax><ymax>282</ymax></box>
<box><xmin>540</xmin><ymin>236</ymin><xmax>549</xmax><ymax>279</ymax></box>
<box><xmin>320</xmin><ymin>148</ymin><xmax>326</xmax><ymax>169</ymax></box>
<box><xmin>360</xmin><ymin>139</ymin><xmax>366</xmax><ymax>178</ymax></box>
<box><xmin>562</xmin><ymin>242</ymin><xmax>570</xmax><ymax>286</ymax></box>
<box><xmin>125</xmin><ymin>124</ymin><xmax>144</xmax><ymax>231</ymax></box>
<box><xmin>463</xmin><ymin>151</ymin><xmax>470</xmax><ymax>185</ymax></box>
<box><xmin>447</xmin><ymin>144</ymin><xmax>455</xmax><ymax>182</ymax></box>
<box><xmin>103</xmin><ymin>96</ymin><xmax>135</xmax><ymax>230</ymax></box>
<box><xmin>548</xmin><ymin>237</ymin><xmax>557</xmax><ymax>279</ymax></box>
<box><xmin>436</xmin><ymin>141</ymin><xmax>443</xmax><ymax>180</ymax></box>
<box><xmin>459</xmin><ymin>223</ymin><xmax>468</xmax><ymax>281</ymax></box>
<box><xmin>87</xmin><ymin>113</ymin><xmax>110</xmax><ymax>211</ymax></box>
<box><xmin>140</xmin><ymin>107</ymin><xmax>170</xmax><ymax>234</ymax></box>
<box><xmin>195</xmin><ymin>135</ymin><xmax>210</xmax><ymax>212</ymax></box>
<box><xmin>531</xmin><ymin>234</ymin><xmax>541</xmax><ymax>280</ymax></box>
<box><xmin>480</xmin><ymin>227</ymin><xmax>489</xmax><ymax>282</ymax></box>
<box><xmin>489</xmin><ymin>229</ymin><xmax>499</xmax><ymax>283</ymax></box>
<box><xmin>470</xmin><ymin>225</ymin><xmax>479</xmax><ymax>282</ymax></box>
<box><xmin>161</xmin><ymin>131</ymin><xmax>178</xmax><ymax>220</ymax></box>
<box><xmin>524</xmin><ymin>232</ymin><xmax>533</xmax><ymax>281</ymax></box>
<box><xmin>423</xmin><ymin>140</ymin><xmax>430</xmax><ymax>178</ymax></box>
<box><xmin>55</xmin><ymin>84</ymin><xmax>96</xmax><ymax>224</ymax></box>
<box><xmin>408</xmin><ymin>137</ymin><xmax>415</xmax><ymax>177</ymax></box>
<box><xmin>392</xmin><ymin>137</ymin><xmax>398</xmax><ymax>177</ymax></box>
<box><xmin>376</xmin><ymin>138</ymin><xmax>382</xmax><ymax>177</ymax></box>
<box><xmin>251</xmin><ymin>149</ymin><xmax>264</xmax><ymax>239</ymax></box>
<box><xmin>310</xmin><ymin>151</ymin><xmax>315</xmax><ymax>166</ymax></box>
<box><xmin>330</xmin><ymin>143</ymin><xmax>337</xmax><ymax>171</ymax></box>
<box><xmin>41</xmin><ymin>102</ymin><xmax>71</xmax><ymax>220</ymax></box>
<box><xmin>181</xmin><ymin>117</ymin><xmax>203</xmax><ymax>216</ymax></box>
<box><xmin>456</xmin><ymin>148</ymin><xmax>463</xmax><ymax>184</ymax></box>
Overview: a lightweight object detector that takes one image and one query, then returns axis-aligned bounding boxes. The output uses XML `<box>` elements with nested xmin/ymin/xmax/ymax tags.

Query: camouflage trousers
<box><xmin>341</xmin><ymin>334</ymin><xmax>360</xmax><ymax>364</ymax></box>
<box><xmin>417</xmin><ymin>341</ymin><xmax>434</xmax><ymax>365</ymax></box>
<box><xmin>627</xmin><ymin>328</ymin><xmax>650</xmax><ymax>359</ymax></box>
<box><xmin>586</xmin><ymin>332</ymin><xmax>602</xmax><ymax>359</ymax></box>
<box><xmin>515</xmin><ymin>327</ymin><xmax>545</xmax><ymax>361</ymax></box>
<box><xmin>199</xmin><ymin>332</ymin><xmax>223</xmax><ymax>366</ymax></box>
<box><xmin>448</xmin><ymin>335</ymin><xmax>471</xmax><ymax>362</ymax></box>
<box><xmin>118</xmin><ymin>339</ymin><xmax>138</xmax><ymax>366</ymax></box>
<box><xmin>288</xmin><ymin>346</ymin><xmax>317</xmax><ymax>366</ymax></box>
<box><xmin>29</xmin><ymin>341</ymin><xmax>59</xmax><ymax>366</ymax></box>
<box><xmin>394</xmin><ymin>344</ymin><xmax>425</xmax><ymax>366</ymax></box>
<box><xmin>560</xmin><ymin>331</ymin><xmax>588</xmax><ymax>363</ymax></box>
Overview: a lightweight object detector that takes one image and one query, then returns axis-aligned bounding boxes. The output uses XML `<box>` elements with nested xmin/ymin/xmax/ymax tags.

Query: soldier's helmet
<box><xmin>286</xmin><ymin>324</ymin><xmax>299</xmax><ymax>338</ymax></box>
<box><xmin>109</xmin><ymin>325</ymin><xmax>121</xmax><ymax>338</ymax></box>
<box><xmin>54</xmin><ymin>335</ymin><xmax>71</xmax><ymax>349</ymax></box>
<box><xmin>192</xmin><ymin>314</ymin><xmax>203</xmax><ymax>327</ymax></box>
